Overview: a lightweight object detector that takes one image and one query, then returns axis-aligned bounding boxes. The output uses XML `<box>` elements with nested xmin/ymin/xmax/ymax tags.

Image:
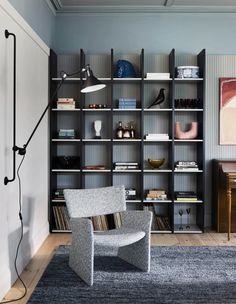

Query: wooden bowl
<box><xmin>148</xmin><ymin>158</ymin><xmax>165</xmax><ymax>169</ymax></box>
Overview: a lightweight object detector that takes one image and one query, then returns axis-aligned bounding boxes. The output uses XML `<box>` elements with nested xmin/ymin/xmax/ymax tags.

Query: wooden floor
<box><xmin>2</xmin><ymin>232</ymin><xmax>236</xmax><ymax>303</ymax></box>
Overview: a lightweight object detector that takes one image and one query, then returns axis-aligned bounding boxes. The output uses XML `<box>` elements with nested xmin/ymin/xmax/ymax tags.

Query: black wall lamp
<box><xmin>4</xmin><ymin>29</ymin><xmax>106</xmax><ymax>185</ymax></box>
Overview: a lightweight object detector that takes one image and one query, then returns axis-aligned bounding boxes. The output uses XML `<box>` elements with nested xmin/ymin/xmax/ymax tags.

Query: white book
<box><xmin>146</xmin><ymin>73</ymin><xmax>170</xmax><ymax>79</ymax></box>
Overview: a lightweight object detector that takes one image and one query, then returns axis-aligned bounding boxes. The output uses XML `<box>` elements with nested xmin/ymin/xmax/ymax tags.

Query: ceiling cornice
<box><xmin>44</xmin><ymin>0</ymin><xmax>57</xmax><ymax>15</ymax></box>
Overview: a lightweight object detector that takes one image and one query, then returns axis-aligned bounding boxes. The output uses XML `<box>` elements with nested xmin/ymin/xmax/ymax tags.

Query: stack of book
<box><xmin>146</xmin><ymin>73</ymin><xmax>170</xmax><ymax>80</ymax></box>
<box><xmin>175</xmin><ymin>191</ymin><xmax>198</xmax><ymax>201</ymax></box>
<box><xmin>113</xmin><ymin>212</ymin><xmax>122</xmax><ymax>228</ymax></box>
<box><xmin>91</xmin><ymin>215</ymin><xmax>109</xmax><ymax>231</ymax></box>
<box><xmin>145</xmin><ymin>133</ymin><xmax>169</xmax><ymax>141</ymax></box>
<box><xmin>118</xmin><ymin>98</ymin><xmax>136</xmax><ymax>109</ymax></box>
<box><xmin>175</xmin><ymin>161</ymin><xmax>199</xmax><ymax>171</ymax></box>
<box><xmin>145</xmin><ymin>189</ymin><xmax>167</xmax><ymax>201</ymax></box>
<box><xmin>52</xmin><ymin>205</ymin><xmax>71</xmax><ymax>230</ymax></box>
<box><xmin>58</xmin><ymin>129</ymin><xmax>75</xmax><ymax>139</ymax></box>
<box><xmin>57</xmin><ymin>98</ymin><xmax>76</xmax><ymax>110</ymax></box>
<box><xmin>114</xmin><ymin>162</ymin><xmax>139</xmax><ymax>170</ymax></box>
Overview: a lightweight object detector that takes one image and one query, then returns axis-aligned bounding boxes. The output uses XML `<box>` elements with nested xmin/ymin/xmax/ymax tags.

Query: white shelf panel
<box><xmin>174</xmin><ymin>78</ymin><xmax>204</xmax><ymax>81</ymax></box>
<box><xmin>82</xmin><ymin>169</ymin><xmax>111</xmax><ymax>173</ymax></box>
<box><xmin>144</xmin><ymin>78</ymin><xmax>172</xmax><ymax>82</ymax></box>
<box><xmin>143</xmin><ymin>169</ymin><xmax>172</xmax><ymax>173</ymax></box>
<box><xmin>126</xmin><ymin>200</ymin><xmax>142</xmax><ymax>203</ymax></box>
<box><xmin>52</xmin><ymin>199</ymin><xmax>65</xmax><ymax>202</ymax></box>
<box><xmin>143</xmin><ymin>200</ymin><xmax>172</xmax><ymax>203</ymax></box>
<box><xmin>82</xmin><ymin>108</ymin><xmax>111</xmax><ymax>111</ymax></box>
<box><xmin>144</xmin><ymin>139</ymin><xmax>172</xmax><ymax>142</ymax></box>
<box><xmin>174</xmin><ymin>224</ymin><xmax>203</xmax><ymax>233</ymax></box>
<box><xmin>52</xmin><ymin>139</ymin><xmax>80</xmax><ymax>142</ymax></box>
<box><xmin>174</xmin><ymin>200</ymin><xmax>203</xmax><ymax>203</ymax></box>
<box><xmin>174</xmin><ymin>170</ymin><xmax>203</xmax><ymax>173</ymax></box>
<box><xmin>113</xmin><ymin>170</ymin><xmax>142</xmax><ymax>173</ymax></box>
<box><xmin>113</xmin><ymin>139</ymin><xmax>142</xmax><ymax>142</ymax></box>
<box><xmin>113</xmin><ymin>109</ymin><xmax>142</xmax><ymax>111</ymax></box>
<box><xmin>52</xmin><ymin>108</ymin><xmax>80</xmax><ymax>111</ymax></box>
<box><xmin>113</xmin><ymin>78</ymin><xmax>142</xmax><ymax>81</ymax></box>
<box><xmin>174</xmin><ymin>139</ymin><xmax>203</xmax><ymax>142</ymax></box>
<box><xmin>52</xmin><ymin>229</ymin><xmax>71</xmax><ymax>233</ymax></box>
<box><xmin>52</xmin><ymin>78</ymin><xmax>80</xmax><ymax>81</ymax></box>
<box><xmin>52</xmin><ymin>169</ymin><xmax>80</xmax><ymax>172</ymax></box>
<box><xmin>82</xmin><ymin>139</ymin><xmax>111</xmax><ymax>142</ymax></box>
<box><xmin>144</xmin><ymin>108</ymin><xmax>172</xmax><ymax>112</ymax></box>
<box><xmin>151</xmin><ymin>230</ymin><xmax>172</xmax><ymax>234</ymax></box>
<box><xmin>174</xmin><ymin>109</ymin><xmax>203</xmax><ymax>112</ymax></box>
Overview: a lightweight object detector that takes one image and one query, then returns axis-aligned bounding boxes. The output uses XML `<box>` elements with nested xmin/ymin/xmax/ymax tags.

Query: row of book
<box><xmin>175</xmin><ymin>161</ymin><xmax>199</xmax><ymax>171</ymax></box>
<box><xmin>118</xmin><ymin>98</ymin><xmax>137</xmax><ymax>109</ymax></box>
<box><xmin>143</xmin><ymin>205</ymin><xmax>171</xmax><ymax>231</ymax></box>
<box><xmin>52</xmin><ymin>205</ymin><xmax>71</xmax><ymax>230</ymax></box>
<box><xmin>58</xmin><ymin>129</ymin><xmax>76</xmax><ymax>139</ymax></box>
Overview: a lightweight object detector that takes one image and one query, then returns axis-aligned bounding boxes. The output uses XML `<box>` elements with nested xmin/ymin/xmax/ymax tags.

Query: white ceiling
<box><xmin>48</xmin><ymin>0</ymin><xmax>236</xmax><ymax>14</ymax></box>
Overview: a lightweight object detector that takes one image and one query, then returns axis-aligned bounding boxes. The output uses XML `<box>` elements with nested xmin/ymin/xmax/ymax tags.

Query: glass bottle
<box><xmin>116</xmin><ymin>121</ymin><xmax>124</xmax><ymax>139</ymax></box>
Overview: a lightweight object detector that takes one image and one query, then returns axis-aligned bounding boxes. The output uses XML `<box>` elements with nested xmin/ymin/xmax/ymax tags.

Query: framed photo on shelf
<box><xmin>219</xmin><ymin>78</ymin><xmax>236</xmax><ymax>145</ymax></box>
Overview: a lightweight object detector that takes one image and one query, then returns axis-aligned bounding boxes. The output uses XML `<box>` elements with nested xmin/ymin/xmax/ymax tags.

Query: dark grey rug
<box><xmin>28</xmin><ymin>246</ymin><xmax>236</xmax><ymax>304</ymax></box>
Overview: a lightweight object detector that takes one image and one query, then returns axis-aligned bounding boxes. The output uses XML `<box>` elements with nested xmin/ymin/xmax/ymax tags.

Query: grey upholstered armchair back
<box><xmin>64</xmin><ymin>185</ymin><xmax>126</xmax><ymax>218</ymax></box>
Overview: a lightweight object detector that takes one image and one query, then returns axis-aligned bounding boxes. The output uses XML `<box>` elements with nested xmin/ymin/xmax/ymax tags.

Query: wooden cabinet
<box><xmin>212</xmin><ymin>159</ymin><xmax>236</xmax><ymax>232</ymax></box>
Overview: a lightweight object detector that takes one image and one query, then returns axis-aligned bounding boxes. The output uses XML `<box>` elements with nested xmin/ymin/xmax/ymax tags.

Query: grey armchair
<box><xmin>64</xmin><ymin>185</ymin><xmax>152</xmax><ymax>286</ymax></box>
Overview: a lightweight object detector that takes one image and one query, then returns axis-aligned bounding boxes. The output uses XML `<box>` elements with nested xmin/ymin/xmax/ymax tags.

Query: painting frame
<box><xmin>219</xmin><ymin>77</ymin><xmax>236</xmax><ymax>145</ymax></box>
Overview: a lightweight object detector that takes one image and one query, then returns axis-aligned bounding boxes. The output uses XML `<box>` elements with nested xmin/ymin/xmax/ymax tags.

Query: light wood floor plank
<box><xmin>2</xmin><ymin>232</ymin><xmax>236</xmax><ymax>303</ymax></box>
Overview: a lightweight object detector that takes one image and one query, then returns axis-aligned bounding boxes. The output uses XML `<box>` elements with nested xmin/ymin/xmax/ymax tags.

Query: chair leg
<box><xmin>69</xmin><ymin>219</ymin><xmax>94</xmax><ymax>286</ymax></box>
<box><xmin>118</xmin><ymin>237</ymin><xmax>150</xmax><ymax>272</ymax></box>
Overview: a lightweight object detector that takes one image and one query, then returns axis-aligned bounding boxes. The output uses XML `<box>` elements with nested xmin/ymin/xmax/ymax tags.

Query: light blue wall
<box><xmin>54</xmin><ymin>13</ymin><xmax>236</xmax><ymax>54</ymax></box>
<box><xmin>8</xmin><ymin>0</ymin><xmax>55</xmax><ymax>47</ymax></box>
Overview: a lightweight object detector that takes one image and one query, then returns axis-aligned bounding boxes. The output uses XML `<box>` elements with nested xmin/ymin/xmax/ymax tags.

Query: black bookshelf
<box><xmin>49</xmin><ymin>48</ymin><xmax>206</xmax><ymax>234</ymax></box>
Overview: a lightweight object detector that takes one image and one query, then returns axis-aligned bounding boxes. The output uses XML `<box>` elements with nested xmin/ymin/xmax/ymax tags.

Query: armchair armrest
<box><xmin>121</xmin><ymin>211</ymin><xmax>152</xmax><ymax>232</ymax></box>
<box><xmin>70</xmin><ymin>217</ymin><xmax>94</xmax><ymax>243</ymax></box>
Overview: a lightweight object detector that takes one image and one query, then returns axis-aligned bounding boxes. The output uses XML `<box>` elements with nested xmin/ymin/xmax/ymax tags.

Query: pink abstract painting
<box><xmin>220</xmin><ymin>78</ymin><xmax>236</xmax><ymax>145</ymax></box>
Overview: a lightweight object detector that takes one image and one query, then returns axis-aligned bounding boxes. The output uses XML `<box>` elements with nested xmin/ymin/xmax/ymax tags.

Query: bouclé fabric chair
<box><xmin>64</xmin><ymin>185</ymin><xmax>152</xmax><ymax>286</ymax></box>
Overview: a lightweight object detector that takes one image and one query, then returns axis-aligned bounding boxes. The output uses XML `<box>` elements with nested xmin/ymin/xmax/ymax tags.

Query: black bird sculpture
<box><xmin>147</xmin><ymin>88</ymin><xmax>165</xmax><ymax>109</ymax></box>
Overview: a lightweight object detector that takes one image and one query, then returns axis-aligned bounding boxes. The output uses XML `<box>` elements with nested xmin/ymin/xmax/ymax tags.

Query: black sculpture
<box><xmin>147</xmin><ymin>88</ymin><xmax>165</xmax><ymax>109</ymax></box>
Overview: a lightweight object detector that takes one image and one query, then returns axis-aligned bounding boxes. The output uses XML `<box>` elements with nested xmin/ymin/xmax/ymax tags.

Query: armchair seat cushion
<box><xmin>94</xmin><ymin>227</ymin><xmax>145</xmax><ymax>247</ymax></box>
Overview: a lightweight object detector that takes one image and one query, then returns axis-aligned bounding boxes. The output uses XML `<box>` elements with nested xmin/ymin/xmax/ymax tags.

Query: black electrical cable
<box><xmin>1</xmin><ymin>155</ymin><xmax>27</xmax><ymax>303</ymax></box>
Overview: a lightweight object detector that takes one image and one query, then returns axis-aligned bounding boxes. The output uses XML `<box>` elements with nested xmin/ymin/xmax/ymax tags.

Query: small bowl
<box><xmin>148</xmin><ymin>158</ymin><xmax>165</xmax><ymax>169</ymax></box>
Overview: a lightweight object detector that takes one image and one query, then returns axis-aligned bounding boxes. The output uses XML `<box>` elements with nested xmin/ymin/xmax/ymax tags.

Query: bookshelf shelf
<box><xmin>49</xmin><ymin>49</ymin><xmax>205</xmax><ymax>234</ymax></box>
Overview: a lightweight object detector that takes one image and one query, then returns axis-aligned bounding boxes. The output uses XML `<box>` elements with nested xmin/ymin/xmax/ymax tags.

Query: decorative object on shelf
<box><xmin>116</xmin><ymin>121</ymin><xmax>124</xmax><ymax>138</ymax></box>
<box><xmin>176</xmin><ymin>66</ymin><xmax>199</xmax><ymax>78</ymax></box>
<box><xmin>219</xmin><ymin>78</ymin><xmax>236</xmax><ymax>145</ymax></box>
<box><xmin>118</xmin><ymin>98</ymin><xmax>137</xmax><ymax>109</ymax></box>
<box><xmin>175</xmin><ymin>161</ymin><xmax>199</xmax><ymax>171</ymax></box>
<box><xmin>175</xmin><ymin>98</ymin><xmax>200</xmax><ymax>109</ymax></box>
<box><xmin>115</xmin><ymin>60</ymin><xmax>137</xmax><ymax>78</ymax></box>
<box><xmin>125</xmin><ymin>188</ymin><xmax>136</xmax><ymax>200</ymax></box>
<box><xmin>88</xmin><ymin>104</ymin><xmax>107</xmax><ymax>109</ymax></box>
<box><xmin>186</xmin><ymin>208</ymin><xmax>191</xmax><ymax>229</ymax></box>
<box><xmin>145</xmin><ymin>189</ymin><xmax>167</xmax><ymax>201</ymax></box>
<box><xmin>129</xmin><ymin>121</ymin><xmax>136</xmax><ymax>138</ymax></box>
<box><xmin>178</xmin><ymin>209</ymin><xmax>184</xmax><ymax>230</ymax></box>
<box><xmin>123</xmin><ymin>124</ymin><xmax>131</xmax><ymax>138</ymax></box>
<box><xmin>53</xmin><ymin>156</ymin><xmax>80</xmax><ymax>169</ymax></box>
<box><xmin>94</xmin><ymin>120</ymin><xmax>102</xmax><ymax>139</ymax></box>
<box><xmin>147</xmin><ymin>88</ymin><xmax>165</xmax><ymax>109</ymax></box>
<box><xmin>174</xmin><ymin>121</ymin><xmax>198</xmax><ymax>139</ymax></box>
<box><xmin>148</xmin><ymin>158</ymin><xmax>165</xmax><ymax>169</ymax></box>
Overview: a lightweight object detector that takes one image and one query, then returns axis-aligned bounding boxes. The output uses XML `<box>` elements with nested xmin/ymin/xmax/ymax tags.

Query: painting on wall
<box><xmin>220</xmin><ymin>78</ymin><xmax>236</xmax><ymax>145</ymax></box>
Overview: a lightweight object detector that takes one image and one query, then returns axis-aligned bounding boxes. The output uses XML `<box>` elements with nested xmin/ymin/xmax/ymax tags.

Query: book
<box><xmin>146</xmin><ymin>73</ymin><xmax>170</xmax><ymax>79</ymax></box>
<box><xmin>115</xmin><ymin>162</ymin><xmax>139</xmax><ymax>166</ymax></box>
